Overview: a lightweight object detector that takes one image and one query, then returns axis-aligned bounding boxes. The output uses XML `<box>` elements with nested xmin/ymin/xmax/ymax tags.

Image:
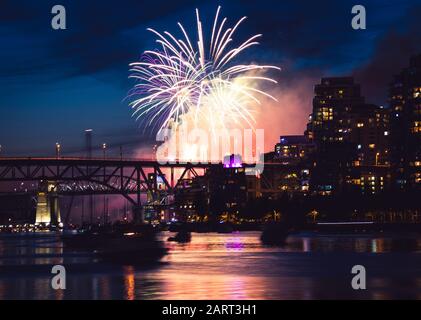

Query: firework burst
<box><xmin>128</xmin><ymin>6</ymin><xmax>280</xmax><ymax>134</ymax></box>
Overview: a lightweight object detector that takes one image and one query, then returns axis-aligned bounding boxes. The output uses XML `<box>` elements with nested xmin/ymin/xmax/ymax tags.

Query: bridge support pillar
<box><xmin>132</xmin><ymin>205</ymin><xmax>144</xmax><ymax>224</ymax></box>
<box><xmin>35</xmin><ymin>181</ymin><xmax>61</xmax><ymax>226</ymax></box>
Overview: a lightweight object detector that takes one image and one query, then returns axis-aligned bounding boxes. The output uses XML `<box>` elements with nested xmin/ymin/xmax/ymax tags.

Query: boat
<box><xmin>62</xmin><ymin>223</ymin><xmax>167</xmax><ymax>264</ymax></box>
<box><xmin>168</xmin><ymin>230</ymin><xmax>191</xmax><ymax>243</ymax></box>
<box><xmin>168</xmin><ymin>222</ymin><xmax>185</xmax><ymax>232</ymax></box>
<box><xmin>97</xmin><ymin>232</ymin><xmax>168</xmax><ymax>264</ymax></box>
<box><xmin>260</xmin><ymin>222</ymin><xmax>289</xmax><ymax>246</ymax></box>
<box><xmin>216</xmin><ymin>223</ymin><xmax>234</xmax><ymax>234</ymax></box>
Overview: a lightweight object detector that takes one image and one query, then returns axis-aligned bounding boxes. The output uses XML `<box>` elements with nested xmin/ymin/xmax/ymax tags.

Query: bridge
<box><xmin>0</xmin><ymin>157</ymin><xmax>311</xmax><ymax>225</ymax></box>
<box><xmin>0</xmin><ymin>157</ymin><xmax>266</xmax><ymax>223</ymax></box>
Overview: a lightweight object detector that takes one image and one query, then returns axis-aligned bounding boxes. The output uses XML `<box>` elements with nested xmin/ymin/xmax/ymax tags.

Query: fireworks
<box><xmin>128</xmin><ymin>6</ymin><xmax>280</xmax><ymax>134</ymax></box>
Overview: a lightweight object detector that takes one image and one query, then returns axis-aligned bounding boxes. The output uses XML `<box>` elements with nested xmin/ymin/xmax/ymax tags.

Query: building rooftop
<box><xmin>319</xmin><ymin>77</ymin><xmax>356</xmax><ymax>86</ymax></box>
<box><xmin>279</xmin><ymin>135</ymin><xmax>310</xmax><ymax>145</ymax></box>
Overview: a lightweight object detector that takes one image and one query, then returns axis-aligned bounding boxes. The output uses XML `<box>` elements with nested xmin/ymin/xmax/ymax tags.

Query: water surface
<box><xmin>0</xmin><ymin>231</ymin><xmax>421</xmax><ymax>299</ymax></box>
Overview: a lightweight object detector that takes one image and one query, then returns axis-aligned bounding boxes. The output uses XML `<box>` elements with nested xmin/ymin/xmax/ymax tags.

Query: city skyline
<box><xmin>1</xmin><ymin>0</ymin><xmax>421</xmax><ymax>156</ymax></box>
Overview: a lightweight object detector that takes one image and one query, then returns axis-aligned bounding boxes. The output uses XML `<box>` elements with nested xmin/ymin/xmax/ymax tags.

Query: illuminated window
<box><xmin>369</xmin><ymin>144</ymin><xmax>375</xmax><ymax>149</ymax></box>
<box><xmin>413</xmin><ymin>87</ymin><xmax>421</xmax><ymax>98</ymax></box>
<box><xmin>321</xmin><ymin>107</ymin><xmax>333</xmax><ymax>121</ymax></box>
<box><xmin>357</xmin><ymin>123</ymin><xmax>364</xmax><ymax>128</ymax></box>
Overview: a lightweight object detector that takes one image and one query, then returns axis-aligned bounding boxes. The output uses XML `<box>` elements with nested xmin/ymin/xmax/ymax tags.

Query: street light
<box><xmin>102</xmin><ymin>143</ymin><xmax>107</xmax><ymax>159</ymax></box>
<box><xmin>55</xmin><ymin>142</ymin><xmax>61</xmax><ymax>158</ymax></box>
<box><xmin>102</xmin><ymin>142</ymin><xmax>108</xmax><ymax>222</ymax></box>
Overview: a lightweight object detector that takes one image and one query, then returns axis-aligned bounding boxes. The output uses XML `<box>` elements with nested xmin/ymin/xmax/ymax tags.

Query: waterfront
<box><xmin>0</xmin><ymin>231</ymin><xmax>421</xmax><ymax>299</ymax></box>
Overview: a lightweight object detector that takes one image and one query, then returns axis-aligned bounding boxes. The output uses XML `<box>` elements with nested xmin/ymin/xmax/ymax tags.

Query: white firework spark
<box><xmin>128</xmin><ymin>6</ymin><xmax>280</xmax><ymax>134</ymax></box>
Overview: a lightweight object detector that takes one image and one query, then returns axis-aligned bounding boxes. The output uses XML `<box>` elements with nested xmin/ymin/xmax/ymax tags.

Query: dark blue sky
<box><xmin>1</xmin><ymin>0</ymin><xmax>420</xmax><ymax>156</ymax></box>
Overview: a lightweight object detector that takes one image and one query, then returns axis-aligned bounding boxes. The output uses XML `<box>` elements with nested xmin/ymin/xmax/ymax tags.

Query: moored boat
<box><xmin>168</xmin><ymin>230</ymin><xmax>191</xmax><ymax>243</ymax></box>
<box><xmin>62</xmin><ymin>224</ymin><xmax>167</xmax><ymax>264</ymax></box>
<box><xmin>261</xmin><ymin>222</ymin><xmax>289</xmax><ymax>246</ymax></box>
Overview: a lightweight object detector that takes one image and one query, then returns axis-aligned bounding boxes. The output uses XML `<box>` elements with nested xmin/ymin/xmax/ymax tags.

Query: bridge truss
<box><xmin>0</xmin><ymin>158</ymin><xmax>218</xmax><ymax>221</ymax></box>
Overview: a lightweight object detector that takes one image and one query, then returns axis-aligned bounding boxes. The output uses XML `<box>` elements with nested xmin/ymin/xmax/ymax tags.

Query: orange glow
<box><xmin>124</xmin><ymin>266</ymin><xmax>136</xmax><ymax>300</ymax></box>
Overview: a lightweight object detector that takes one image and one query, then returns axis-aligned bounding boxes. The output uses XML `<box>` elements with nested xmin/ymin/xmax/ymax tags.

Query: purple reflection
<box><xmin>225</xmin><ymin>237</ymin><xmax>244</xmax><ymax>251</ymax></box>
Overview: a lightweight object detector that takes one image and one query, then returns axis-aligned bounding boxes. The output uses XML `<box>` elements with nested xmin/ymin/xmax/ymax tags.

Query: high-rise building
<box><xmin>307</xmin><ymin>77</ymin><xmax>365</xmax><ymax>144</ymax></box>
<box><xmin>389</xmin><ymin>54</ymin><xmax>421</xmax><ymax>189</ymax></box>
<box><xmin>275</xmin><ymin>135</ymin><xmax>315</xmax><ymax>164</ymax></box>
<box><xmin>307</xmin><ymin>77</ymin><xmax>365</xmax><ymax>194</ymax></box>
<box><xmin>307</xmin><ymin>77</ymin><xmax>392</xmax><ymax>195</ymax></box>
<box><xmin>271</xmin><ymin>135</ymin><xmax>313</xmax><ymax>195</ymax></box>
<box><xmin>344</xmin><ymin>104</ymin><xmax>391</xmax><ymax>195</ymax></box>
<box><xmin>348</xmin><ymin>104</ymin><xmax>390</xmax><ymax>167</ymax></box>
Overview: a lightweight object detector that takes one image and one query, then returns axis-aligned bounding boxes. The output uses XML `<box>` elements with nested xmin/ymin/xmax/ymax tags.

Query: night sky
<box><xmin>1</xmin><ymin>0</ymin><xmax>420</xmax><ymax>156</ymax></box>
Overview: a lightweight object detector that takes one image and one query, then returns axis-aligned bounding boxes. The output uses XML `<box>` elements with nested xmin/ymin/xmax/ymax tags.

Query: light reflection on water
<box><xmin>0</xmin><ymin>231</ymin><xmax>421</xmax><ymax>299</ymax></box>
